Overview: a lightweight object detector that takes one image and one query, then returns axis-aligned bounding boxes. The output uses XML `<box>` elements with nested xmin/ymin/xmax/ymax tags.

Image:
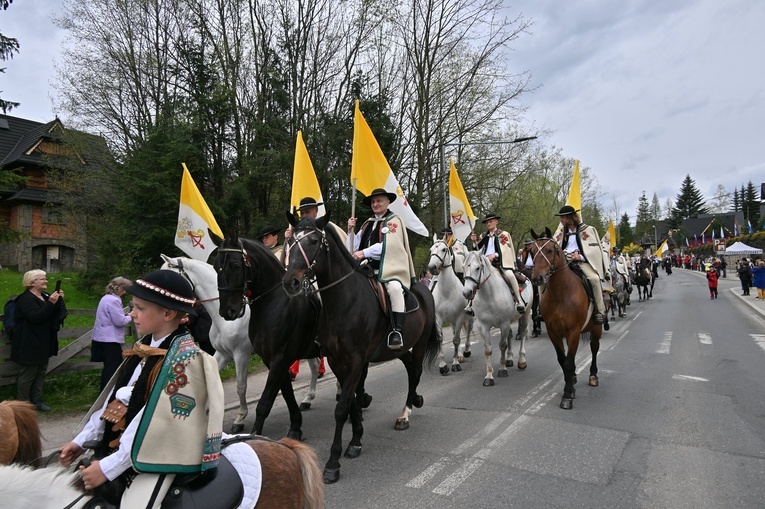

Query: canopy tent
<box><xmin>724</xmin><ymin>241</ymin><xmax>763</xmax><ymax>255</ymax></box>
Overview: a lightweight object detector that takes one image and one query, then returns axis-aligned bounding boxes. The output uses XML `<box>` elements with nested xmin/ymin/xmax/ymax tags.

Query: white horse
<box><xmin>0</xmin><ymin>464</ymin><xmax>87</xmax><ymax>509</ymax></box>
<box><xmin>427</xmin><ymin>238</ymin><xmax>474</xmax><ymax>373</ymax></box>
<box><xmin>160</xmin><ymin>255</ymin><xmax>325</xmax><ymax>431</ymax></box>
<box><xmin>461</xmin><ymin>251</ymin><xmax>532</xmax><ymax>386</ymax></box>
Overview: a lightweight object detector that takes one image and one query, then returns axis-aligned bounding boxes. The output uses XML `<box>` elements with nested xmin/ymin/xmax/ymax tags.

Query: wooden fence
<box><xmin>0</xmin><ymin>308</ymin><xmax>136</xmax><ymax>386</ymax></box>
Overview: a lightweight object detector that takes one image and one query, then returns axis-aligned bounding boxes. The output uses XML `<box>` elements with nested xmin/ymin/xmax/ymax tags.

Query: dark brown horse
<box><xmin>530</xmin><ymin>228</ymin><xmax>602</xmax><ymax>410</ymax></box>
<box><xmin>0</xmin><ymin>400</ymin><xmax>42</xmax><ymax>467</ymax></box>
<box><xmin>282</xmin><ymin>213</ymin><xmax>440</xmax><ymax>484</ymax></box>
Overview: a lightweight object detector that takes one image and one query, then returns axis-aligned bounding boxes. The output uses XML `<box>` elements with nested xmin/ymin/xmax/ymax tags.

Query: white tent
<box><xmin>724</xmin><ymin>241</ymin><xmax>763</xmax><ymax>255</ymax></box>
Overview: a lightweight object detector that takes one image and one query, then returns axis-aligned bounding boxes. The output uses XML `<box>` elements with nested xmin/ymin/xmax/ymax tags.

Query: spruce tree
<box><xmin>744</xmin><ymin>181</ymin><xmax>761</xmax><ymax>229</ymax></box>
<box><xmin>617</xmin><ymin>213</ymin><xmax>634</xmax><ymax>247</ymax></box>
<box><xmin>635</xmin><ymin>191</ymin><xmax>653</xmax><ymax>240</ymax></box>
<box><xmin>670</xmin><ymin>175</ymin><xmax>708</xmax><ymax>225</ymax></box>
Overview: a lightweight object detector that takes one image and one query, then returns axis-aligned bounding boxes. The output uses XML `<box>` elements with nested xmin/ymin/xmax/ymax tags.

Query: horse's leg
<box><xmin>516</xmin><ymin>310</ymin><xmax>529</xmax><ymax>370</ymax></box>
<box><xmin>231</xmin><ymin>349</ymin><xmax>251</xmax><ymax>433</ymax></box>
<box><xmin>353</xmin><ymin>362</ymin><xmax>373</xmax><ymax>409</ymax></box>
<box><xmin>462</xmin><ymin>318</ymin><xmax>473</xmax><ymax>358</ymax></box>
<box><xmin>394</xmin><ymin>351</ymin><xmax>418</xmax><ymax>430</ymax></box>
<box><xmin>588</xmin><ymin>331</ymin><xmax>601</xmax><ymax>387</ymax></box>
<box><xmin>279</xmin><ymin>374</ymin><xmax>304</xmax><ymax>441</ymax></box>
<box><xmin>560</xmin><ymin>334</ymin><xmax>579</xmax><ymax>410</ymax></box>
<box><xmin>324</xmin><ymin>360</ymin><xmax>363</xmax><ymax>483</ymax></box>
<box><xmin>497</xmin><ymin>326</ymin><xmax>510</xmax><ymax>378</ymax></box>
<box><xmin>480</xmin><ymin>322</ymin><xmax>494</xmax><ymax>386</ymax></box>
<box><xmin>300</xmin><ymin>357</ymin><xmax>320</xmax><ymax>411</ymax></box>
<box><xmin>451</xmin><ymin>315</ymin><xmax>463</xmax><ymax>372</ymax></box>
<box><xmin>251</xmin><ymin>367</ymin><xmax>286</xmax><ymax>435</ymax></box>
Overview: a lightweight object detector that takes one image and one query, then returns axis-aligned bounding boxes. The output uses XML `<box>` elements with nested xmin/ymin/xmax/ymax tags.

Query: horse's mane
<box><xmin>0</xmin><ymin>401</ymin><xmax>41</xmax><ymax>467</ymax></box>
<box><xmin>0</xmin><ymin>464</ymin><xmax>81</xmax><ymax>504</ymax></box>
<box><xmin>297</xmin><ymin>216</ymin><xmax>360</xmax><ymax>269</ymax></box>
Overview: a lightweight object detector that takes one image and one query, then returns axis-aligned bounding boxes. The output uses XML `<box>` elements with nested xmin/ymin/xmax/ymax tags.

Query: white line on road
<box><xmin>658</xmin><ymin>331</ymin><xmax>672</xmax><ymax>354</ymax></box>
<box><xmin>698</xmin><ymin>332</ymin><xmax>712</xmax><ymax>345</ymax></box>
<box><xmin>672</xmin><ymin>374</ymin><xmax>709</xmax><ymax>382</ymax></box>
<box><xmin>432</xmin><ymin>458</ymin><xmax>484</xmax><ymax>495</ymax></box>
<box><xmin>750</xmin><ymin>334</ymin><xmax>765</xmax><ymax>353</ymax></box>
<box><xmin>406</xmin><ymin>457</ymin><xmax>452</xmax><ymax>488</ymax></box>
<box><xmin>632</xmin><ymin>310</ymin><xmax>643</xmax><ymax>321</ymax></box>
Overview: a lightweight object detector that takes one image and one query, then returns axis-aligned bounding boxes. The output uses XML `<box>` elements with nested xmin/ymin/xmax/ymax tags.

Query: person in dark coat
<box><xmin>10</xmin><ymin>269</ymin><xmax>66</xmax><ymax>412</ymax></box>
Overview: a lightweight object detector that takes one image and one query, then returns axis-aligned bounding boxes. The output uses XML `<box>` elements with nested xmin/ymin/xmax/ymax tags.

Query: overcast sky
<box><xmin>2</xmin><ymin>0</ymin><xmax>764</xmax><ymax>221</ymax></box>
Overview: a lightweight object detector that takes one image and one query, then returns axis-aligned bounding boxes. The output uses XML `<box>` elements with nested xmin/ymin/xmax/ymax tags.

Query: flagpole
<box><xmin>348</xmin><ymin>178</ymin><xmax>357</xmax><ymax>253</ymax></box>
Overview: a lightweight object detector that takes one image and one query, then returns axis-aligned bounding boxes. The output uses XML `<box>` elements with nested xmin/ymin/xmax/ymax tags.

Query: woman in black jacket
<box><xmin>10</xmin><ymin>269</ymin><xmax>65</xmax><ymax>412</ymax></box>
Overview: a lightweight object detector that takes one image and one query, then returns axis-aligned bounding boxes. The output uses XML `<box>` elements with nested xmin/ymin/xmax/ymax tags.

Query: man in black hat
<box><xmin>473</xmin><ymin>213</ymin><xmax>525</xmax><ymax>313</ymax></box>
<box><xmin>348</xmin><ymin>188</ymin><xmax>416</xmax><ymax>350</ymax></box>
<box><xmin>441</xmin><ymin>226</ymin><xmax>467</xmax><ymax>277</ymax></box>
<box><xmin>257</xmin><ymin>225</ymin><xmax>283</xmax><ymax>259</ymax></box>
<box><xmin>611</xmin><ymin>246</ymin><xmax>632</xmax><ymax>296</ymax></box>
<box><xmin>60</xmin><ymin>270</ymin><xmax>223</xmax><ymax>506</ymax></box>
<box><xmin>554</xmin><ymin>205</ymin><xmax>609</xmax><ymax>324</ymax></box>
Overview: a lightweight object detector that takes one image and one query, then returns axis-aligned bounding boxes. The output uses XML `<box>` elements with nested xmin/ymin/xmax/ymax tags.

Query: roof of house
<box><xmin>681</xmin><ymin>212</ymin><xmax>745</xmax><ymax>237</ymax></box>
<box><xmin>0</xmin><ymin>115</ymin><xmax>63</xmax><ymax>168</ymax></box>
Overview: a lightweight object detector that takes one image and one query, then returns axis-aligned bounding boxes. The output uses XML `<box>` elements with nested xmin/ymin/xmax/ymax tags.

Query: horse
<box><xmin>634</xmin><ymin>257</ymin><xmax>654</xmax><ymax>301</ymax></box>
<box><xmin>0</xmin><ymin>400</ymin><xmax>42</xmax><ymax>467</ymax></box>
<box><xmin>609</xmin><ymin>261</ymin><xmax>628</xmax><ymax>318</ymax></box>
<box><xmin>161</xmin><ymin>256</ymin><xmax>326</xmax><ymax>422</ymax></box>
<box><xmin>460</xmin><ymin>251</ymin><xmax>532</xmax><ymax>386</ymax></box>
<box><xmin>209</xmin><ymin>232</ymin><xmax>324</xmax><ymax>441</ymax></box>
<box><xmin>282</xmin><ymin>213</ymin><xmax>440</xmax><ymax>484</ymax></box>
<box><xmin>529</xmin><ymin>228</ymin><xmax>602</xmax><ymax>410</ymax></box>
<box><xmin>427</xmin><ymin>238</ymin><xmax>474</xmax><ymax>373</ymax></box>
<box><xmin>0</xmin><ymin>436</ymin><xmax>325</xmax><ymax>509</ymax></box>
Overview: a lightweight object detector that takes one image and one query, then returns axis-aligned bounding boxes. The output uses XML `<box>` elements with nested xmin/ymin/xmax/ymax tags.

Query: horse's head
<box><xmin>529</xmin><ymin>227</ymin><xmax>561</xmax><ymax>286</ymax></box>
<box><xmin>427</xmin><ymin>239</ymin><xmax>452</xmax><ymax>276</ymax></box>
<box><xmin>211</xmin><ymin>230</ymin><xmax>250</xmax><ymax>320</ymax></box>
<box><xmin>283</xmin><ymin>213</ymin><xmax>331</xmax><ymax>298</ymax></box>
<box><xmin>461</xmin><ymin>251</ymin><xmax>487</xmax><ymax>300</ymax></box>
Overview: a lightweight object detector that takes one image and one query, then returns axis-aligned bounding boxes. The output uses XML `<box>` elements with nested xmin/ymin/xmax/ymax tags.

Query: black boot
<box><xmin>388</xmin><ymin>312</ymin><xmax>405</xmax><ymax>350</ymax></box>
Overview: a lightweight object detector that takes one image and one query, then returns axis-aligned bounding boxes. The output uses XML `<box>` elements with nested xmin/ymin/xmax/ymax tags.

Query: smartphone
<box><xmin>55</xmin><ymin>280</ymin><xmax>62</xmax><ymax>293</ymax></box>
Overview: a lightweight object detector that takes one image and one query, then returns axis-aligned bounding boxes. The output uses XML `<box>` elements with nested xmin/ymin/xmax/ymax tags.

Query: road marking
<box><xmin>606</xmin><ymin>329</ymin><xmax>629</xmax><ymax>351</ymax></box>
<box><xmin>432</xmin><ymin>458</ymin><xmax>484</xmax><ymax>495</ymax></box>
<box><xmin>632</xmin><ymin>310</ymin><xmax>643</xmax><ymax>321</ymax></box>
<box><xmin>672</xmin><ymin>374</ymin><xmax>708</xmax><ymax>382</ymax></box>
<box><xmin>698</xmin><ymin>332</ymin><xmax>712</xmax><ymax>345</ymax></box>
<box><xmin>657</xmin><ymin>331</ymin><xmax>672</xmax><ymax>354</ymax></box>
<box><xmin>751</xmin><ymin>334</ymin><xmax>765</xmax><ymax>353</ymax></box>
<box><xmin>406</xmin><ymin>457</ymin><xmax>451</xmax><ymax>488</ymax></box>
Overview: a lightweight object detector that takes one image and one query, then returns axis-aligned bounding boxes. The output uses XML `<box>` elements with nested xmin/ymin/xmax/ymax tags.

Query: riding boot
<box><xmin>388</xmin><ymin>312</ymin><xmax>405</xmax><ymax>350</ymax></box>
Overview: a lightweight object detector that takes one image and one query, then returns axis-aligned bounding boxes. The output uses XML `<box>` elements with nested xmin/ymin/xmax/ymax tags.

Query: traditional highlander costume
<box><xmin>257</xmin><ymin>225</ymin><xmax>284</xmax><ymax>260</ymax></box>
<box><xmin>72</xmin><ymin>270</ymin><xmax>223</xmax><ymax>507</ymax></box>
<box><xmin>351</xmin><ymin>188</ymin><xmax>417</xmax><ymax>349</ymax></box>
<box><xmin>554</xmin><ymin>205</ymin><xmax>609</xmax><ymax>324</ymax></box>
<box><xmin>475</xmin><ymin>213</ymin><xmax>526</xmax><ymax>313</ymax></box>
<box><xmin>442</xmin><ymin>227</ymin><xmax>467</xmax><ymax>276</ymax></box>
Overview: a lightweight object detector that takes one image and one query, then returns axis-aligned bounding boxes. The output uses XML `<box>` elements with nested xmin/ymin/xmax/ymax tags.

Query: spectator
<box><xmin>419</xmin><ymin>270</ymin><xmax>432</xmax><ymax>289</ymax></box>
<box><xmin>91</xmin><ymin>277</ymin><xmax>133</xmax><ymax>391</ymax></box>
<box><xmin>737</xmin><ymin>258</ymin><xmax>752</xmax><ymax>295</ymax></box>
<box><xmin>752</xmin><ymin>259</ymin><xmax>765</xmax><ymax>300</ymax></box>
<box><xmin>706</xmin><ymin>266</ymin><xmax>718</xmax><ymax>299</ymax></box>
<box><xmin>720</xmin><ymin>257</ymin><xmax>727</xmax><ymax>278</ymax></box>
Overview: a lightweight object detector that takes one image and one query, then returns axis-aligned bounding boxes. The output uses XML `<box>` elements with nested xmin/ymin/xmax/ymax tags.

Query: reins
<box><xmin>532</xmin><ymin>237</ymin><xmax>571</xmax><ymax>283</ymax></box>
<box><xmin>290</xmin><ymin>227</ymin><xmax>358</xmax><ymax>294</ymax></box>
<box><xmin>216</xmin><ymin>242</ymin><xmax>282</xmax><ymax>317</ymax></box>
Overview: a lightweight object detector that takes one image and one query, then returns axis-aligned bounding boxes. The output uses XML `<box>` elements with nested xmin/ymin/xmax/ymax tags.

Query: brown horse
<box><xmin>530</xmin><ymin>228</ymin><xmax>602</xmax><ymax>410</ymax></box>
<box><xmin>0</xmin><ymin>400</ymin><xmax>42</xmax><ymax>467</ymax></box>
<box><xmin>0</xmin><ymin>400</ymin><xmax>324</xmax><ymax>508</ymax></box>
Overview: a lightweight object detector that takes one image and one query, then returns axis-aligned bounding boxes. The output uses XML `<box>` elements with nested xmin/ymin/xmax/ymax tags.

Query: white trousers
<box><xmin>121</xmin><ymin>473</ymin><xmax>175</xmax><ymax>509</ymax></box>
<box><xmin>385</xmin><ymin>280</ymin><xmax>405</xmax><ymax>313</ymax></box>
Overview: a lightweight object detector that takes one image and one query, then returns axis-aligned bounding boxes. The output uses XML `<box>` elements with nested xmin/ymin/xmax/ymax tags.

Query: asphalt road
<box><xmin>37</xmin><ymin>267</ymin><xmax>765</xmax><ymax>508</ymax></box>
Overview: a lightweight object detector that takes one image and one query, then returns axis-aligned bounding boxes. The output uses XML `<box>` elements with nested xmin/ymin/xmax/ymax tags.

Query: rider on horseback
<box><xmin>611</xmin><ymin>246</ymin><xmax>633</xmax><ymax>295</ymax></box>
<box><xmin>554</xmin><ymin>205</ymin><xmax>609</xmax><ymax>325</ymax></box>
<box><xmin>441</xmin><ymin>226</ymin><xmax>467</xmax><ymax>277</ymax></box>
<box><xmin>348</xmin><ymin>188</ymin><xmax>417</xmax><ymax>350</ymax></box>
<box><xmin>474</xmin><ymin>213</ymin><xmax>526</xmax><ymax>313</ymax></box>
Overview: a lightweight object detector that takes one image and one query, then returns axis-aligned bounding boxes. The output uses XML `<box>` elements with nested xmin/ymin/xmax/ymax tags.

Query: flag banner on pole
<box><xmin>351</xmin><ymin>100</ymin><xmax>428</xmax><ymax>236</ymax></box>
<box><xmin>748</xmin><ymin>220</ymin><xmax>753</xmax><ymax>234</ymax></box>
<box><xmin>734</xmin><ymin>222</ymin><xmax>739</xmax><ymax>236</ymax></box>
<box><xmin>694</xmin><ymin>234</ymin><xmax>698</xmax><ymax>245</ymax></box>
<box><xmin>702</xmin><ymin>232</ymin><xmax>706</xmax><ymax>244</ymax></box>
<box><xmin>291</xmin><ymin>131</ymin><xmax>326</xmax><ymax>216</ymax></box>
<box><xmin>685</xmin><ymin>238</ymin><xmax>689</xmax><ymax>247</ymax></box>
<box><xmin>607</xmin><ymin>219</ymin><xmax>616</xmax><ymax>249</ymax></box>
<box><xmin>720</xmin><ymin>226</ymin><xmax>724</xmax><ymax>239</ymax></box>
<box><xmin>176</xmin><ymin>164</ymin><xmax>223</xmax><ymax>261</ymax></box>
<box><xmin>554</xmin><ymin>160</ymin><xmax>582</xmax><ymax>240</ymax></box>
<box><xmin>655</xmin><ymin>239</ymin><xmax>668</xmax><ymax>257</ymax></box>
<box><xmin>712</xmin><ymin>229</ymin><xmax>715</xmax><ymax>240</ymax></box>
<box><xmin>448</xmin><ymin>158</ymin><xmax>476</xmax><ymax>242</ymax></box>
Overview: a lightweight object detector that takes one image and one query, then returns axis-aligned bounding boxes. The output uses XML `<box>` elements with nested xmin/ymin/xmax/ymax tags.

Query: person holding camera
<box><xmin>10</xmin><ymin>269</ymin><xmax>66</xmax><ymax>412</ymax></box>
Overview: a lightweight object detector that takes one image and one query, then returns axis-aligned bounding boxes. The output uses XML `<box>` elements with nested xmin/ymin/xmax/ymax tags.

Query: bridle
<box><xmin>289</xmin><ymin>227</ymin><xmax>357</xmax><ymax>295</ymax></box>
<box><xmin>463</xmin><ymin>254</ymin><xmax>492</xmax><ymax>296</ymax></box>
<box><xmin>531</xmin><ymin>237</ymin><xmax>570</xmax><ymax>286</ymax></box>
<box><xmin>429</xmin><ymin>240</ymin><xmax>454</xmax><ymax>272</ymax></box>
<box><xmin>215</xmin><ymin>240</ymin><xmax>280</xmax><ymax>318</ymax></box>
<box><xmin>170</xmin><ymin>258</ymin><xmax>219</xmax><ymax>304</ymax></box>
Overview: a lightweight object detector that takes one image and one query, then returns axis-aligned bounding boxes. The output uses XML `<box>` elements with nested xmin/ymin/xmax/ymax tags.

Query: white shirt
<box><xmin>483</xmin><ymin>231</ymin><xmax>497</xmax><ymax>257</ymax></box>
<box><xmin>563</xmin><ymin>229</ymin><xmax>579</xmax><ymax>254</ymax></box>
<box><xmin>352</xmin><ymin>215</ymin><xmax>385</xmax><ymax>260</ymax></box>
<box><xmin>74</xmin><ymin>334</ymin><xmax>169</xmax><ymax>481</ymax></box>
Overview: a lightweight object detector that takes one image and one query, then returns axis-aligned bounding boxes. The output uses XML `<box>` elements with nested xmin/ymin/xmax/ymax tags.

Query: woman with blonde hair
<box><xmin>91</xmin><ymin>277</ymin><xmax>133</xmax><ymax>390</ymax></box>
<box><xmin>10</xmin><ymin>269</ymin><xmax>66</xmax><ymax>411</ymax></box>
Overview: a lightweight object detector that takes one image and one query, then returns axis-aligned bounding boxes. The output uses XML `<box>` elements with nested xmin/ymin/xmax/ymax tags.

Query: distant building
<box><xmin>0</xmin><ymin>114</ymin><xmax>112</xmax><ymax>272</ymax></box>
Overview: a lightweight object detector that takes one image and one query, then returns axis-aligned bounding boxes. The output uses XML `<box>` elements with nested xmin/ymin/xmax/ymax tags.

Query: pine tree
<box><xmin>744</xmin><ymin>181</ymin><xmax>760</xmax><ymax>230</ymax></box>
<box><xmin>670</xmin><ymin>174</ymin><xmax>708</xmax><ymax>225</ymax></box>
<box><xmin>617</xmin><ymin>213</ymin><xmax>634</xmax><ymax>247</ymax></box>
<box><xmin>650</xmin><ymin>193</ymin><xmax>661</xmax><ymax>222</ymax></box>
<box><xmin>635</xmin><ymin>191</ymin><xmax>653</xmax><ymax>240</ymax></box>
<box><xmin>733</xmin><ymin>189</ymin><xmax>740</xmax><ymax>211</ymax></box>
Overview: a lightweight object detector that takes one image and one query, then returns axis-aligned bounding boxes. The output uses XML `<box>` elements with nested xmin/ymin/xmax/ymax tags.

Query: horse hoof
<box><xmin>451</xmin><ymin>364</ymin><xmax>462</xmax><ymax>372</ymax></box>
<box><xmin>413</xmin><ymin>395</ymin><xmax>424</xmax><ymax>408</ymax></box>
<box><xmin>463</xmin><ymin>351</ymin><xmax>472</xmax><ymax>358</ymax></box>
<box><xmin>286</xmin><ymin>429</ymin><xmax>302</xmax><ymax>441</ymax></box>
<box><xmin>518</xmin><ymin>361</ymin><xmax>527</xmax><ymax>370</ymax></box>
<box><xmin>440</xmin><ymin>365</ymin><xmax>450</xmax><ymax>376</ymax></box>
<box><xmin>604</xmin><ymin>322</ymin><xmax>610</xmax><ymax>331</ymax></box>
<box><xmin>230</xmin><ymin>423</ymin><xmax>244</xmax><ymax>434</ymax></box>
<box><xmin>505</xmin><ymin>360</ymin><xmax>513</xmax><ymax>368</ymax></box>
<box><xmin>497</xmin><ymin>368</ymin><xmax>508</xmax><ymax>378</ymax></box>
<box><xmin>299</xmin><ymin>402</ymin><xmax>312</xmax><ymax>411</ymax></box>
<box><xmin>362</xmin><ymin>393</ymin><xmax>373</xmax><ymax>409</ymax></box>
<box><xmin>344</xmin><ymin>445</ymin><xmax>362</xmax><ymax>459</ymax></box>
<box><xmin>395</xmin><ymin>419</ymin><xmax>410</xmax><ymax>430</ymax></box>
<box><xmin>588</xmin><ymin>376</ymin><xmax>599</xmax><ymax>387</ymax></box>
<box><xmin>482</xmin><ymin>378</ymin><xmax>495</xmax><ymax>387</ymax></box>
<box><xmin>572</xmin><ymin>375</ymin><xmax>578</xmax><ymax>385</ymax></box>
<box><xmin>560</xmin><ymin>398</ymin><xmax>573</xmax><ymax>410</ymax></box>
<box><xmin>323</xmin><ymin>468</ymin><xmax>340</xmax><ymax>484</ymax></box>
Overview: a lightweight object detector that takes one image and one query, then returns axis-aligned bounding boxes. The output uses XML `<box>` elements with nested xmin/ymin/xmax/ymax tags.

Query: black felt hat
<box><xmin>554</xmin><ymin>205</ymin><xmax>580</xmax><ymax>216</ymax></box>
<box><xmin>523</xmin><ymin>238</ymin><xmax>534</xmax><ymax>245</ymax></box>
<box><xmin>298</xmin><ymin>197</ymin><xmax>323</xmax><ymax>211</ymax></box>
<box><xmin>125</xmin><ymin>270</ymin><xmax>196</xmax><ymax>316</ymax></box>
<box><xmin>442</xmin><ymin>227</ymin><xmax>453</xmax><ymax>234</ymax></box>
<box><xmin>481</xmin><ymin>213</ymin><xmax>501</xmax><ymax>223</ymax></box>
<box><xmin>362</xmin><ymin>188</ymin><xmax>397</xmax><ymax>206</ymax></box>
<box><xmin>612</xmin><ymin>246</ymin><xmax>621</xmax><ymax>252</ymax></box>
<box><xmin>257</xmin><ymin>225</ymin><xmax>281</xmax><ymax>239</ymax></box>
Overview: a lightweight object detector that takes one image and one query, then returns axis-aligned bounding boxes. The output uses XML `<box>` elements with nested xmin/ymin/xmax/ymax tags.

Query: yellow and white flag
<box><xmin>175</xmin><ymin>164</ymin><xmax>223</xmax><ymax>261</ymax></box>
<box><xmin>351</xmin><ymin>100</ymin><xmax>428</xmax><ymax>236</ymax></box>
<box><xmin>655</xmin><ymin>239</ymin><xmax>668</xmax><ymax>257</ymax></box>
<box><xmin>290</xmin><ymin>131</ymin><xmax>326</xmax><ymax>216</ymax></box>
<box><xmin>600</xmin><ymin>219</ymin><xmax>616</xmax><ymax>251</ymax></box>
<box><xmin>448</xmin><ymin>158</ymin><xmax>476</xmax><ymax>242</ymax></box>
<box><xmin>554</xmin><ymin>160</ymin><xmax>583</xmax><ymax>239</ymax></box>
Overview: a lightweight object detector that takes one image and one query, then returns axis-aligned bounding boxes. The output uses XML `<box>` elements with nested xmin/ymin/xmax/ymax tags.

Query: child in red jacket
<box><xmin>706</xmin><ymin>266</ymin><xmax>718</xmax><ymax>299</ymax></box>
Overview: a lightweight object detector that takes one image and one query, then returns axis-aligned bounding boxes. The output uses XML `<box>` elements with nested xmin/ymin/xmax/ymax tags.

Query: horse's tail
<box><xmin>280</xmin><ymin>437</ymin><xmax>325</xmax><ymax>509</ymax></box>
<box><xmin>423</xmin><ymin>321</ymin><xmax>442</xmax><ymax>371</ymax></box>
<box><xmin>0</xmin><ymin>401</ymin><xmax>41</xmax><ymax>467</ymax></box>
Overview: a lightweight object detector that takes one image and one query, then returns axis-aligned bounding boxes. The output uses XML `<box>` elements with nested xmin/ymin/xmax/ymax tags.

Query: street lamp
<box><xmin>439</xmin><ymin>136</ymin><xmax>538</xmax><ymax>228</ymax></box>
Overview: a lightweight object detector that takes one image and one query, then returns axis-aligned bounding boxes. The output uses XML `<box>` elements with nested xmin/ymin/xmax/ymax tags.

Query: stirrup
<box><xmin>387</xmin><ymin>330</ymin><xmax>403</xmax><ymax>350</ymax></box>
<box><xmin>593</xmin><ymin>313</ymin><xmax>605</xmax><ymax>324</ymax></box>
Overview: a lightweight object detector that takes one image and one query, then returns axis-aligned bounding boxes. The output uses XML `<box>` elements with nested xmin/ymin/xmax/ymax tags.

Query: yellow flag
<box><xmin>290</xmin><ymin>131</ymin><xmax>325</xmax><ymax>215</ymax></box>
<box><xmin>351</xmin><ymin>100</ymin><xmax>428</xmax><ymax>236</ymax></box>
<box><xmin>655</xmin><ymin>239</ymin><xmax>668</xmax><ymax>257</ymax></box>
<box><xmin>448</xmin><ymin>158</ymin><xmax>476</xmax><ymax>242</ymax></box>
<box><xmin>175</xmin><ymin>164</ymin><xmax>223</xmax><ymax>261</ymax></box>
<box><xmin>608</xmin><ymin>219</ymin><xmax>616</xmax><ymax>249</ymax></box>
<box><xmin>566</xmin><ymin>160</ymin><xmax>582</xmax><ymax>214</ymax></box>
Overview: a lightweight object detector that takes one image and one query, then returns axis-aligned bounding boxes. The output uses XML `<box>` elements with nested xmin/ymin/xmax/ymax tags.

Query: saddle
<box><xmin>361</xmin><ymin>265</ymin><xmax>419</xmax><ymax>316</ymax></box>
